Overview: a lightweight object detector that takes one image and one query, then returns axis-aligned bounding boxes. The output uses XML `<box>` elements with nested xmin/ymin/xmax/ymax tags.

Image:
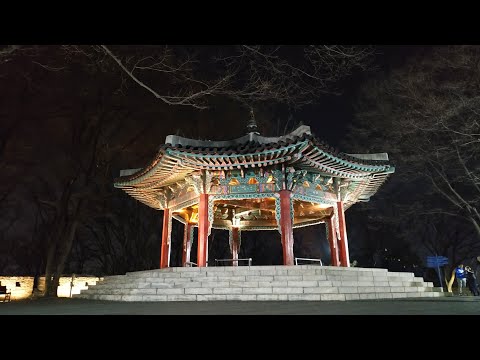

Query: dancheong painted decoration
<box><xmin>114</xmin><ymin>118</ymin><xmax>395</xmax><ymax>268</ymax></box>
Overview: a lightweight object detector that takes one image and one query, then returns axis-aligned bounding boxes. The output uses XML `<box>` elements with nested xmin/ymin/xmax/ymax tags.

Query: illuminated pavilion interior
<box><xmin>114</xmin><ymin>120</ymin><xmax>395</xmax><ymax>268</ymax></box>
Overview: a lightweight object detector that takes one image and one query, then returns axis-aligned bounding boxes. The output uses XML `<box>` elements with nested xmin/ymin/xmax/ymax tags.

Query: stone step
<box><xmin>346</xmin><ymin>292</ymin><xmax>437</xmax><ymax>300</ymax></box>
<box><xmin>126</xmin><ymin>265</ymin><xmax>390</xmax><ymax>274</ymax></box>
<box><xmin>96</xmin><ymin>279</ymin><xmax>430</xmax><ymax>289</ymax></box>
<box><xmin>76</xmin><ymin>266</ymin><xmax>445</xmax><ymax>302</ymax></box>
<box><xmin>79</xmin><ymin>284</ymin><xmax>441</xmax><ymax>298</ymax></box>
<box><xmin>120</xmin><ymin>270</ymin><xmax>418</xmax><ymax>281</ymax></box>
<box><xmin>74</xmin><ymin>288</ymin><xmax>443</xmax><ymax>302</ymax></box>
<box><xmin>89</xmin><ymin>278</ymin><xmax>434</xmax><ymax>291</ymax></box>
<box><xmin>102</xmin><ymin>273</ymin><xmax>426</xmax><ymax>283</ymax></box>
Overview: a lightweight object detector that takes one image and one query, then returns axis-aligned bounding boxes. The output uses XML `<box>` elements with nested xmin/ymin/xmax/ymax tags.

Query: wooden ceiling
<box><xmin>173</xmin><ymin>199</ymin><xmax>334</xmax><ymax>230</ymax></box>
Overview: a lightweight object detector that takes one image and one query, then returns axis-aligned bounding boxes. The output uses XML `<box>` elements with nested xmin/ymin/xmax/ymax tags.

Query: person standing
<box><xmin>465</xmin><ymin>266</ymin><xmax>479</xmax><ymax>296</ymax></box>
<box><xmin>455</xmin><ymin>264</ymin><xmax>467</xmax><ymax>295</ymax></box>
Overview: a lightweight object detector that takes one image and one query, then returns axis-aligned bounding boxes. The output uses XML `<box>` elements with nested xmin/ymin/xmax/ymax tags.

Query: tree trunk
<box><xmin>44</xmin><ymin>218</ymin><xmax>64</xmax><ymax>297</ymax></box>
<box><xmin>43</xmin><ymin>240</ymin><xmax>57</xmax><ymax>297</ymax></box>
<box><xmin>44</xmin><ymin>196</ymin><xmax>82</xmax><ymax>297</ymax></box>
<box><xmin>53</xmin><ymin>219</ymin><xmax>79</xmax><ymax>296</ymax></box>
<box><xmin>447</xmin><ymin>269</ymin><xmax>456</xmax><ymax>293</ymax></box>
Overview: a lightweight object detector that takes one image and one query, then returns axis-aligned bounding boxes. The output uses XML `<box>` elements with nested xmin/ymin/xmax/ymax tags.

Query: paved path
<box><xmin>0</xmin><ymin>297</ymin><xmax>479</xmax><ymax>315</ymax></box>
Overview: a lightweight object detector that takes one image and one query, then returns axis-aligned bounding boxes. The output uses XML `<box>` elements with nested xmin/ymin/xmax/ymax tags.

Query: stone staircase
<box><xmin>73</xmin><ymin>265</ymin><xmax>445</xmax><ymax>301</ymax></box>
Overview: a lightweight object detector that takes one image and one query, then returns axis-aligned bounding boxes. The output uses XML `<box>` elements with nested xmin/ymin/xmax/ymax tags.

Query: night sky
<box><xmin>1</xmin><ymin>45</ymin><xmax>477</xmax><ymax>286</ymax></box>
<box><xmin>290</xmin><ymin>45</ymin><xmax>422</xmax><ymax>146</ymax></box>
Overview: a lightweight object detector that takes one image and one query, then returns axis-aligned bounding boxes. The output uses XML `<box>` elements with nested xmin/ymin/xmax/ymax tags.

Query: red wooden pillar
<box><xmin>326</xmin><ymin>216</ymin><xmax>340</xmax><ymax>266</ymax></box>
<box><xmin>160</xmin><ymin>208</ymin><xmax>171</xmax><ymax>269</ymax></box>
<box><xmin>197</xmin><ymin>194</ymin><xmax>209</xmax><ymax>267</ymax></box>
<box><xmin>279</xmin><ymin>190</ymin><xmax>294</xmax><ymax>265</ymax></box>
<box><xmin>182</xmin><ymin>222</ymin><xmax>193</xmax><ymax>267</ymax></box>
<box><xmin>336</xmin><ymin>201</ymin><xmax>350</xmax><ymax>267</ymax></box>
<box><xmin>231</xmin><ymin>227</ymin><xmax>240</xmax><ymax>266</ymax></box>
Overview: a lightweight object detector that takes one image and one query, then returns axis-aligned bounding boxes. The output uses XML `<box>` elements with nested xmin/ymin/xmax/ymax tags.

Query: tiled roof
<box><xmin>115</xmin><ymin>126</ymin><xmax>392</xmax><ymax>184</ymax></box>
<box><xmin>114</xmin><ymin>125</ymin><xmax>395</xmax><ymax>210</ymax></box>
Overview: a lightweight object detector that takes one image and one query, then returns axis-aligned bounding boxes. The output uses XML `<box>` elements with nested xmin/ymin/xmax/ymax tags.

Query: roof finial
<box><xmin>246</xmin><ymin>107</ymin><xmax>260</xmax><ymax>135</ymax></box>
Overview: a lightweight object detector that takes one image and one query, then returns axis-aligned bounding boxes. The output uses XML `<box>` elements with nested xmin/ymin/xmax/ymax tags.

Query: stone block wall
<box><xmin>0</xmin><ymin>276</ymin><xmax>34</xmax><ymax>300</ymax></box>
<box><xmin>0</xmin><ymin>275</ymin><xmax>102</xmax><ymax>300</ymax></box>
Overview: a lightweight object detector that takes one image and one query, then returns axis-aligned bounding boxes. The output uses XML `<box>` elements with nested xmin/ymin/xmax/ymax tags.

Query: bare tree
<box><xmin>0</xmin><ymin>44</ymin><xmax>376</xmax><ymax>290</ymax></box>
<box><xmin>61</xmin><ymin>45</ymin><xmax>376</xmax><ymax>110</ymax></box>
<box><xmin>346</xmin><ymin>45</ymin><xmax>480</xmax><ymax>241</ymax></box>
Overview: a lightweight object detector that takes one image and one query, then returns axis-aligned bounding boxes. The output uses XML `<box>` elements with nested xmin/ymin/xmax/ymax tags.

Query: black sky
<box><xmin>292</xmin><ymin>45</ymin><xmax>422</xmax><ymax>147</ymax></box>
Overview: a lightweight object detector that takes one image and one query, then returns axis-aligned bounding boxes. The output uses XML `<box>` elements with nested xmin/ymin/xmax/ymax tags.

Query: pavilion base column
<box><xmin>197</xmin><ymin>194</ymin><xmax>209</xmax><ymax>267</ymax></box>
<box><xmin>326</xmin><ymin>216</ymin><xmax>340</xmax><ymax>266</ymax></box>
<box><xmin>160</xmin><ymin>208</ymin><xmax>171</xmax><ymax>269</ymax></box>
<box><xmin>230</xmin><ymin>227</ymin><xmax>241</xmax><ymax>266</ymax></box>
<box><xmin>336</xmin><ymin>201</ymin><xmax>350</xmax><ymax>267</ymax></box>
<box><xmin>182</xmin><ymin>222</ymin><xmax>193</xmax><ymax>267</ymax></box>
<box><xmin>279</xmin><ymin>190</ymin><xmax>294</xmax><ymax>266</ymax></box>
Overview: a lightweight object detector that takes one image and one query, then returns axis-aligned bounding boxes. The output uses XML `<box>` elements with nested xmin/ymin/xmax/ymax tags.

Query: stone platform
<box><xmin>73</xmin><ymin>265</ymin><xmax>445</xmax><ymax>301</ymax></box>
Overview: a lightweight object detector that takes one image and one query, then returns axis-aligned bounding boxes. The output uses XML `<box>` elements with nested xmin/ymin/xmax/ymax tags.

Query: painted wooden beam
<box><xmin>182</xmin><ymin>222</ymin><xmax>193</xmax><ymax>267</ymax></box>
<box><xmin>231</xmin><ymin>227</ymin><xmax>240</xmax><ymax>266</ymax></box>
<box><xmin>279</xmin><ymin>190</ymin><xmax>295</xmax><ymax>265</ymax></box>
<box><xmin>160</xmin><ymin>208</ymin><xmax>171</xmax><ymax>269</ymax></box>
<box><xmin>326</xmin><ymin>216</ymin><xmax>340</xmax><ymax>266</ymax></box>
<box><xmin>197</xmin><ymin>194</ymin><xmax>209</xmax><ymax>267</ymax></box>
<box><xmin>336</xmin><ymin>201</ymin><xmax>350</xmax><ymax>267</ymax></box>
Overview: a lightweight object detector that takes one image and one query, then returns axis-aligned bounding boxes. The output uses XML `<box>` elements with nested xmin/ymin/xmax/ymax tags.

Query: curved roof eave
<box><xmin>114</xmin><ymin>125</ymin><xmax>394</xmax><ymax>189</ymax></box>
